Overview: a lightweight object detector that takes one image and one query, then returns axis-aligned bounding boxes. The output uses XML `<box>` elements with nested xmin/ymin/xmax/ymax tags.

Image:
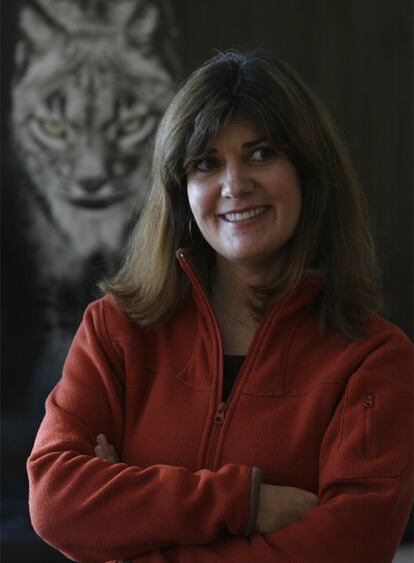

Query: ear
<box><xmin>126</xmin><ymin>1</ymin><xmax>161</xmax><ymax>54</ymax></box>
<box><xmin>125</xmin><ymin>0</ymin><xmax>181</xmax><ymax>77</ymax></box>
<box><xmin>14</xmin><ymin>2</ymin><xmax>64</xmax><ymax>77</ymax></box>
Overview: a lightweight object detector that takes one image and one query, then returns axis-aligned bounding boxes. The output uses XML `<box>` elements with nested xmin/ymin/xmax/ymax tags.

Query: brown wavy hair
<box><xmin>101</xmin><ymin>49</ymin><xmax>382</xmax><ymax>338</ymax></box>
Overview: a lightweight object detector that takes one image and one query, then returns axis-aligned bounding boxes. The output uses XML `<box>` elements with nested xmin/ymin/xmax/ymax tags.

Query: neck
<box><xmin>209</xmin><ymin>257</ymin><xmax>279</xmax><ymax>327</ymax></box>
<box><xmin>213</xmin><ymin>254</ymin><xmax>285</xmax><ymax>300</ymax></box>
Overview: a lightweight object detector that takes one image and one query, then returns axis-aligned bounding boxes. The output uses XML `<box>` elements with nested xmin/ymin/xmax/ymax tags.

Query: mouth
<box><xmin>59</xmin><ymin>191</ymin><xmax>129</xmax><ymax>209</ymax></box>
<box><xmin>221</xmin><ymin>206</ymin><xmax>269</xmax><ymax>223</ymax></box>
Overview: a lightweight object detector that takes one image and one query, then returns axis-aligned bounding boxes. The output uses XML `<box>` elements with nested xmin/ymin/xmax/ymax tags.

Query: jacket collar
<box><xmin>176</xmin><ymin>247</ymin><xmax>325</xmax><ymax>321</ymax></box>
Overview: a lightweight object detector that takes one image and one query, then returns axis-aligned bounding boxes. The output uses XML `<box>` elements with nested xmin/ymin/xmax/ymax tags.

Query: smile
<box><xmin>223</xmin><ymin>206</ymin><xmax>268</xmax><ymax>223</ymax></box>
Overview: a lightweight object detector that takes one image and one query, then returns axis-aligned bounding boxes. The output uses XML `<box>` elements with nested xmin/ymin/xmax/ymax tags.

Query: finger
<box><xmin>95</xmin><ymin>444</ymin><xmax>112</xmax><ymax>461</ymax></box>
<box><xmin>95</xmin><ymin>444</ymin><xmax>116</xmax><ymax>462</ymax></box>
<box><xmin>103</xmin><ymin>446</ymin><xmax>118</xmax><ymax>463</ymax></box>
<box><xmin>96</xmin><ymin>434</ymin><xmax>112</xmax><ymax>457</ymax></box>
<box><xmin>95</xmin><ymin>434</ymin><xmax>119</xmax><ymax>462</ymax></box>
<box><xmin>96</xmin><ymin>433</ymin><xmax>109</xmax><ymax>446</ymax></box>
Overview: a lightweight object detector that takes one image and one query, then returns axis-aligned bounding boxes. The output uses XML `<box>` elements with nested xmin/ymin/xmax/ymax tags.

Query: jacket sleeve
<box><xmin>126</xmin><ymin>333</ymin><xmax>414</xmax><ymax>563</ymax></box>
<box><xmin>27</xmin><ymin>300</ymin><xmax>260</xmax><ymax>563</ymax></box>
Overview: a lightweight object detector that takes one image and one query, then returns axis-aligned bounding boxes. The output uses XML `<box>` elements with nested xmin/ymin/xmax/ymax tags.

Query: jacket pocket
<box><xmin>362</xmin><ymin>393</ymin><xmax>375</xmax><ymax>458</ymax></box>
<box><xmin>335</xmin><ymin>372</ymin><xmax>412</xmax><ymax>479</ymax></box>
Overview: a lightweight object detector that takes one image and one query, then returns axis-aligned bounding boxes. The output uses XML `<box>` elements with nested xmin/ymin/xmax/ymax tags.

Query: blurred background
<box><xmin>1</xmin><ymin>0</ymin><xmax>412</xmax><ymax>561</ymax></box>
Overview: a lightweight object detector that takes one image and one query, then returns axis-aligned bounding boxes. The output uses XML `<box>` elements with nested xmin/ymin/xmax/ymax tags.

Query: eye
<box><xmin>119</xmin><ymin>116</ymin><xmax>142</xmax><ymax>136</ymax></box>
<box><xmin>39</xmin><ymin>118</ymin><xmax>66</xmax><ymax>138</ymax></box>
<box><xmin>191</xmin><ymin>156</ymin><xmax>221</xmax><ymax>173</ymax></box>
<box><xmin>250</xmin><ymin>146</ymin><xmax>278</xmax><ymax>161</ymax></box>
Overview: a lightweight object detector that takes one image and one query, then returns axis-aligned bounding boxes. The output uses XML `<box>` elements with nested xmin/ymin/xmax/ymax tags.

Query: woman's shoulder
<box><xmin>356</xmin><ymin>314</ymin><xmax>413</xmax><ymax>388</ymax></box>
<box><xmin>313</xmin><ymin>312</ymin><xmax>412</xmax><ymax>387</ymax></box>
<box><xmin>367</xmin><ymin>313</ymin><xmax>413</xmax><ymax>350</ymax></box>
<box><xmin>82</xmin><ymin>293</ymin><xmax>143</xmax><ymax>344</ymax></box>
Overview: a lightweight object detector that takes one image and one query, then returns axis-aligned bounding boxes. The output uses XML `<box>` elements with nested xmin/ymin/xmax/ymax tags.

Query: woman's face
<box><xmin>186</xmin><ymin>119</ymin><xmax>302</xmax><ymax>272</ymax></box>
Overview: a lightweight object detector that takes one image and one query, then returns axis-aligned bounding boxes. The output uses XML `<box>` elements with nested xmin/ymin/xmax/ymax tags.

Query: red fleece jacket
<box><xmin>28</xmin><ymin>254</ymin><xmax>413</xmax><ymax>563</ymax></box>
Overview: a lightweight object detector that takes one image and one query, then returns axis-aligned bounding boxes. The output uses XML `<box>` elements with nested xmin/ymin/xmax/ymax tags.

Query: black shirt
<box><xmin>222</xmin><ymin>355</ymin><xmax>245</xmax><ymax>401</ymax></box>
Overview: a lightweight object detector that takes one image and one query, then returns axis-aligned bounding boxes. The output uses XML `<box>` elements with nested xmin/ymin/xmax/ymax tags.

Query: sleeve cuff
<box><xmin>244</xmin><ymin>466</ymin><xmax>262</xmax><ymax>536</ymax></box>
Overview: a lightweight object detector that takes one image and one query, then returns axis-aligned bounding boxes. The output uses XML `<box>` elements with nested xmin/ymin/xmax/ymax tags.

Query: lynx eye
<box><xmin>119</xmin><ymin>116</ymin><xmax>142</xmax><ymax>135</ymax></box>
<box><xmin>39</xmin><ymin>118</ymin><xmax>66</xmax><ymax>138</ymax></box>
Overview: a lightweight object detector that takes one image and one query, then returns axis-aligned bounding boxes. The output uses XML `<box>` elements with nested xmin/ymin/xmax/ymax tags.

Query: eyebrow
<box><xmin>204</xmin><ymin>136</ymin><xmax>270</xmax><ymax>154</ymax></box>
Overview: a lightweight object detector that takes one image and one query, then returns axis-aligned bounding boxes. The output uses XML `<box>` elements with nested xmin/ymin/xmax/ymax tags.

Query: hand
<box><xmin>256</xmin><ymin>483</ymin><xmax>318</xmax><ymax>534</ymax></box>
<box><xmin>94</xmin><ymin>433</ymin><xmax>119</xmax><ymax>463</ymax></box>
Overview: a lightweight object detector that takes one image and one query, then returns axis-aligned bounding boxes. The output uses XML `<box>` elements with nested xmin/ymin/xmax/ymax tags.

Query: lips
<box><xmin>222</xmin><ymin>206</ymin><xmax>268</xmax><ymax>223</ymax></box>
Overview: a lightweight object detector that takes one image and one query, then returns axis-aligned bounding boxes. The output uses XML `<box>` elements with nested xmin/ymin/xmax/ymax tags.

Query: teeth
<box><xmin>224</xmin><ymin>207</ymin><xmax>266</xmax><ymax>223</ymax></box>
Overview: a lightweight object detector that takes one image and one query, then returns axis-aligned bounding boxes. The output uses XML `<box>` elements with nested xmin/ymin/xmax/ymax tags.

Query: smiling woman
<box><xmin>186</xmin><ymin>120</ymin><xmax>302</xmax><ymax>276</ymax></box>
<box><xmin>103</xmin><ymin>49</ymin><xmax>381</xmax><ymax>336</ymax></box>
<box><xmin>185</xmin><ymin>118</ymin><xmax>304</xmax><ymax>353</ymax></box>
<box><xmin>27</xmin><ymin>50</ymin><xmax>413</xmax><ymax>563</ymax></box>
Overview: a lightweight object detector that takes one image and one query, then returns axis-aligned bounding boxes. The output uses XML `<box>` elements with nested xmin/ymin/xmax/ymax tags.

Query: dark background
<box><xmin>1</xmin><ymin>0</ymin><xmax>412</xmax><ymax>561</ymax></box>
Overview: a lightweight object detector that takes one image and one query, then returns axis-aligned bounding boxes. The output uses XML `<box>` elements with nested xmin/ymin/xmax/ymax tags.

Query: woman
<box><xmin>28</xmin><ymin>50</ymin><xmax>413</xmax><ymax>562</ymax></box>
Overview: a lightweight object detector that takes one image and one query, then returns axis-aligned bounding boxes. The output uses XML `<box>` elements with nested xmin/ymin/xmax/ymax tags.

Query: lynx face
<box><xmin>11</xmin><ymin>0</ymin><xmax>177</xmax><ymax>212</ymax></box>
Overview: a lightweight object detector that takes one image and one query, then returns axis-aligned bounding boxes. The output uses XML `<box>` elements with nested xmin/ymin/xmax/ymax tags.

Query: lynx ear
<box><xmin>126</xmin><ymin>2</ymin><xmax>160</xmax><ymax>52</ymax></box>
<box><xmin>15</xmin><ymin>3</ymin><xmax>64</xmax><ymax>75</ymax></box>
<box><xmin>126</xmin><ymin>1</ymin><xmax>181</xmax><ymax>76</ymax></box>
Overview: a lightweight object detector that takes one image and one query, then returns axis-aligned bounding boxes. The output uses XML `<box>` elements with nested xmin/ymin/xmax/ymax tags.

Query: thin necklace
<box><xmin>211</xmin><ymin>292</ymin><xmax>254</xmax><ymax>326</ymax></box>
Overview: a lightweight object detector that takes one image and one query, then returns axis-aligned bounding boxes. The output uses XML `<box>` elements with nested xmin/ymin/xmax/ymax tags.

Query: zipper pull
<box><xmin>363</xmin><ymin>394</ymin><xmax>374</xmax><ymax>408</ymax></box>
<box><xmin>213</xmin><ymin>402</ymin><xmax>226</xmax><ymax>424</ymax></box>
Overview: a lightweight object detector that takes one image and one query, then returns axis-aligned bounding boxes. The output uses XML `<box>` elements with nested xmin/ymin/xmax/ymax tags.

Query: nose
<box><xmin>79</xmin><ymin>177</ymin><xmax>107</xmax><ymax>193</ymax></box>
<box><xmin>221</xmin><ymin>164</ymin><xmax>255</xmax><ymax>199</ymax></box>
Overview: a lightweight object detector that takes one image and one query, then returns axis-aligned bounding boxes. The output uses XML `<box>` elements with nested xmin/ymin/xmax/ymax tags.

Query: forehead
<box><xmin>202</xmin><ymin>118</ymin><xmax>266</xmax><ymax>152</ymax></box>
<box><xmin>208</xmin><ymin>118</ymin><xmax>259</xmax><ymax>142</ymax></box>
<box><xmin>184</xmin><ymin>107</ymin><xmax>272</xmax><ymax>164</ymax></box>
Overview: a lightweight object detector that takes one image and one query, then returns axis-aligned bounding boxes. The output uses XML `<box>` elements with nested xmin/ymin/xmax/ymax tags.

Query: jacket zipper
<box><xmin>204</xmin><ymin>402</ymin><xmax>227</xmax><ymax>469</ymax></box>
<box><xmin>177</xmin><ymin>251</ymin><xmax>227</xmax><ymax>469</ymax></box>
<box><xmin>213</xmin><ymin>401</ymin><xmax>226</xmax><ymax>424</ymax></box>
<box><xmin>362</xmin><ymin>393</ymin><xmax>374</xmax><ymax>457</ymax></box>
<box><xmin>177</xmin><ymin>250</ymin><xmax>284</xmax><ymax>470</ymax></box>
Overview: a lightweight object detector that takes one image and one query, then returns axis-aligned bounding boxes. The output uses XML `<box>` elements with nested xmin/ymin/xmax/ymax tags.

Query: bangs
<box><xmin>183</xmin><ymin>97</ymin><xmax>290</xmax><ymax>170</ymax></box>
<box><xmin>183</xmin><ymin>101</ymin><xmax>236</xmax><ymax>169</ymax></box>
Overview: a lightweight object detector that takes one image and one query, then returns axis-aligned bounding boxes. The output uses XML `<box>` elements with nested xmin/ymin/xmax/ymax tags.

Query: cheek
<box><xmin>186</xmin><ymin>183</ymin><xmax>198</xmax><ymax>216</ymax></box>
<box><xmin>187</xmin><ymin>181</ymin><xmax>213</xmax><ymax>222</ymax></box>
